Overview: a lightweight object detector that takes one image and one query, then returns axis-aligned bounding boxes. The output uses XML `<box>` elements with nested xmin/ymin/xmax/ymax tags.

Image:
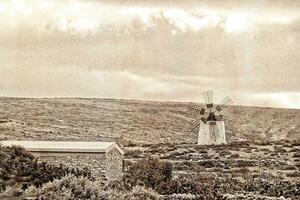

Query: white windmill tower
<box><xmin>190</xmin><ymin>91</ymin><xmax>233</xmax><ymax>145</ymax></box>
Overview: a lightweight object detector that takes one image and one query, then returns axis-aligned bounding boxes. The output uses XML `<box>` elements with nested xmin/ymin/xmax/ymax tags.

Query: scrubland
<box><xmin>0</xmin><ymin>98</ymin><xmax>299</xmax><ymax>199</ymax></box>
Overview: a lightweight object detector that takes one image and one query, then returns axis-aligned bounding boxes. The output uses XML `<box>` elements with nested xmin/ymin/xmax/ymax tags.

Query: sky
<box><xmin>0</xmin><ymin>0</ymin><xmax>299</xmax><ymax>109</ymax></box>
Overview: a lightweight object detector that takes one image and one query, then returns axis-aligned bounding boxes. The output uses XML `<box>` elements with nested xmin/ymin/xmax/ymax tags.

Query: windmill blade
<box><xmin>188</xmin><ymin>106</ymin><xmax>202</xmax><ymax>118</ymax></box>
<box><xmin>192</xmin><ymin>123</ymin><xmax>203</xmax><ymax>132</ymax></box>
<box><xmin>192</xmin><ymin>120</ymin><xmax>205</xmax><ymax>133</ymax></box>
<box><xmin>200</xmin><ymin>108</ymin><xmax>206</xmax><ymax>115</ymax></box>
<box><xmin>191</xmin><ymin>120</ymin><xmax>201</xmax><ymax>129</ymax></box>
<box><xmin>220</xmin><ymin>96</ymin><xmax>233</xmax><ymax>107</ymax></box>
<box><xmin>216</xmin><ymin>96</ymin><xmax>233</xmax><ymax>112</ymax></box>
<box><xmin>189</xmin><ymin>106</ymin><xmax>206</xmax><ymax>115</ymax></box>
<box><xmin>188</xmin><ymin>105</ymin><xmax>201</xmax><ymax>111</ymax></box>
<box><xmin>192</xmin><ymin>123</ymin><xmax>200</xmax><ymax>131</ymax></box>
<box><xmin>203</xmin><ymin>90</ymin><xmax>214</xmax><ymax>108</ymax></box>
<box><xmin>215</xmin><ymin>105</ymin><xmax>222</xmax><ymax>112</ymax></box>
<box><xmin>200</xmin><ymin>117</ymin><xmax>207</xmax><ymax>124</ymax></box>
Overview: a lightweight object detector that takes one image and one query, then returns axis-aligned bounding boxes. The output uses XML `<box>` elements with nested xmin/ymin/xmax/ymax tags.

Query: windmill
<box><xmin>190</xmin><ymin>90</ymin><xmax>233</xmax><ymax>145</ymax></box>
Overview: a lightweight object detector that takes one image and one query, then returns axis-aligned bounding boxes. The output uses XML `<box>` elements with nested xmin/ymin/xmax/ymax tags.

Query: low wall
<box><xmin>32</xmin><ymin>149</ymin><xmax>123</xmax><ymax>180</ymax></box>
<box><xmin>32</xmin><ymin>152</ymin><xmax>107</xmax><ymax>179</ymax></box>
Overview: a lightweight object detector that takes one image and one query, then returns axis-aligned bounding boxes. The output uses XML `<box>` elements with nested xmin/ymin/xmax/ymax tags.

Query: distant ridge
<box><xmin>0</xmin><ymin>98</ymin><xmax>299</xmax><ymax>144</ymax></box>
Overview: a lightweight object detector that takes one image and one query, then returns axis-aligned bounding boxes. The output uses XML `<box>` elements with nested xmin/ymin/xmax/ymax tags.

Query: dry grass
<box><xmin>0</xmin><ymin>98</ymin><xmax>299</xmax><ymax>144</ymax></box>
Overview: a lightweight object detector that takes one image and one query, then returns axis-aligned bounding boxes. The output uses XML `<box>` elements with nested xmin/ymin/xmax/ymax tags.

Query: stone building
<box><xmin>2</xmin><ymin>141</ymin><xmax>124</xmax><ymax>181</ymax></box>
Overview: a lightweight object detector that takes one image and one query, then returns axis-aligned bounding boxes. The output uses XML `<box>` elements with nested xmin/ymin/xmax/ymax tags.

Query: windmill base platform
<box><xmin>198</xmin><ymin>121</ymin><xmax>227</xmax><ymax>145</ymax></box>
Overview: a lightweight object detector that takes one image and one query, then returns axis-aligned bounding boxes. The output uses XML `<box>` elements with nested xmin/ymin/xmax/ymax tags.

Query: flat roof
<box><xmin>2</xmin><ymin>141</ymin><xmax>124</xmax><ymax>155</ymax></box>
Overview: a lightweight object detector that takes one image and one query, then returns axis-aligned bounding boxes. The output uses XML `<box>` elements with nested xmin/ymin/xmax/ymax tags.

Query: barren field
<box><xmin>0</xmin><ymin>98</ymin><xmax>299</xmax><ymax>144</ymax></box>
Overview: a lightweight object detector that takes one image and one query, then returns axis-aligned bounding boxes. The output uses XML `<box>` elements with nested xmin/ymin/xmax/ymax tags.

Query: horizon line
<box><xmin>0</xmin><ymin>95</ymin><xmax>298</xmax><ymax>110</ymax></box>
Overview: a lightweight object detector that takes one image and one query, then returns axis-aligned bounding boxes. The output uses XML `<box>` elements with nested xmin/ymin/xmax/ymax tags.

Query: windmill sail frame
<box><xmin>190</xmin><ymin>90</ymin><xmax>232</xmax><ymax>145</ymax></box>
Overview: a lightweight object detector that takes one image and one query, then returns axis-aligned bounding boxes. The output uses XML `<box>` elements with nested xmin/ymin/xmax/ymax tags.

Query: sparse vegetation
<box><xmin>123</xmin><ymin>157</ymin><xmax>173</xmax><ymax>190</ymax></box>
<box><xmin>0</xmin><ymin>98</ymin><xmax>299</xmax><ymax>199</ymax></box>
<box><xmin>0</xmin><ymin>98</ymin><xmax>299</xmax><ymax>143</ymax></box>
<box><xmin>1</xmin><ymin>142</ymin><xmax>300</xmax><ymax>199</ymax></box>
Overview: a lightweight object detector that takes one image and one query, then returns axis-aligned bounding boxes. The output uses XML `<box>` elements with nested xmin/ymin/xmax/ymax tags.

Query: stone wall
<box><xmin>32</xmin><ymin>152</ymin><xmax>107</xmax><ymax>179</ymax></box>
<box><xmin>31</xmin><ymin>149</ymin><xmax>123</xmax><ymax>181</ymax></box>
<box><xmin>105</xmin><ymin>148</ymin><xmax>123</xmax><ymax>180</ymax></box>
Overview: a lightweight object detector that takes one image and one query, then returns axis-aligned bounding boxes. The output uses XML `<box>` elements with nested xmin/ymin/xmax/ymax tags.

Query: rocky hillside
<box><xmin>0</xmin><ymin>98</ymin><xmax>299</xmax><ymax>144</ymax></box>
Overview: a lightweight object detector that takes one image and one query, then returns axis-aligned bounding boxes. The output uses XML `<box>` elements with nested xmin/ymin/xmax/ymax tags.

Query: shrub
<box><xmin>164</xmin><ymin>193</ymin><xmax>199</xmax><ymax>200</ymax></box>
<box><xmin>120</xmin><ymin>186</ymin><xmax>161</xmax><ymax>200</ymax></box>
<box><xmin>15</xmin><ymin>176</ymin><xmax>162</xmax><ymax>200</ymax></box>
<box><xmin>291</xmin><ymin>140</ymin><xmax>300</xmax><ymax>146</ymax></box>
<box><xmin>228</xmin><ymin>141</ymin><xmax>250</xmax><ymax>148</ymax></box>
<box><xmin>123</xmin><ymin>157</ymin><xmax>173</xmax><ymax>190</ymax></box>
<box><xmin>22</xmin><ymin>175</ymin><xmax>161</xmax><ymax>200</ymax></box>
<box><xmin>0</xmin><ymin>186</ymin><xmax>23</xmax><ymax>199</ymax></box>
<box><xmin>219</xmin><ymin>150</ymin><xmax>232</xmax><ymax>157</ymax></box>
<box><xmin>230</xmin><ymin>154</ymin><xmax>239</xmax><ymax>159</ymax></box>
<box><xmin>157</xmin><ymin>178</ymin><xmax>198</xmax><ymax>195</ymax></box>
<box><xmin>281</xmin><ymin>165</ymin><xmax>297</xmax><ymax>170</ymax></box>
<box><xmin>274</xmin><ymin>146</ymin><xmax>287</xmax><ymax>153</ymax></box>
<box><xmin>289</xmin><ymin>148</ymin><xmax>299</xmax><ymax>152</ymax></box>
<box><xmin>286</xmin><ymin>171</ymin><xmax>300</xmax><ymax>178</ymax></box>
<box><xmin>197</xmin><ymin>149</ymin><xmax>208</xmax><ymax>154</ymax></box>
<box><xmin>293</xmin><ymin>152</ymin><xmax>300</xmax><ymax>158</ymax></box>
<box><xmin>125</xmin><ymin>149</ymin><xmax>143</xmax><ymax>158</ymax></box>
<box><xmin>197</xmin><ymin>160</ymin><xmax>217</xmax><ymax>168</ymax></box>
<box><xmin>101</xmin><ymin>185</ymin><xmax>162</xmax><ymax>200</ymax></box>
<box><xmin>0</xmin><ymin>145</ymin><xmax>93</xmax><ymax>192</ymax></box>
<box><xmin>244</xmin><ymin>178</ymin><xmax>300</xmax><ymax>198</ymax></box>
<box><xmin>156</xmin><ymin>174</ymin><xmax>225</xmax><ymax>199</ymax></box>
<box><xmin>124</xmin><ymin>141</ymin><xmax>137</xmax><ymax>147</ymax></box>
<box><xmin>22</xmin><ymin>175</ymin><xmax>106</xmax><ymax>200</ymax></box>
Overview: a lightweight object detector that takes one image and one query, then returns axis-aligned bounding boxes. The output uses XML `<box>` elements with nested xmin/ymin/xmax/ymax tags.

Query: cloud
<box><xmin>0</xmin><ymin>64</ymin><xmax>190</xmax><ymax>100</ymax></box>
<box><xmin>162</xmin><ymin>9</ymin><xmax>221</xmax><ymax>32</ymax></box>
<box><xmin>0</xmin><ymin>0</ymin><xmax>299</xmax><ymax>108</ymax></box>
<box><xmin>246</xmin><ymin>92</ymin><xmax>300</xmax><ymax>109</ymax></box>
<box><xmin>0</xmin><ymin>0</ymin><xmax>299</xmax><ymax>37</ymax></box>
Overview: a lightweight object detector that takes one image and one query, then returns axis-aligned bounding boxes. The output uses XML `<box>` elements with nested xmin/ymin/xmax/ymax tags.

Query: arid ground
<box><xmin>0</xmin><ymin>98</ymin><xmax>299</xmax><ymax>143</ymax></box>
<box><xmin>0</xmin><ymin>98</ymin><xmax>299</xmax><ymax>199</ymax></box>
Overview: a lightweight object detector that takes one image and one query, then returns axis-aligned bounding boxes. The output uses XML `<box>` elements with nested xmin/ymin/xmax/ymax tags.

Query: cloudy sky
<box><xmin>0</xmin><ymin>0</ymin><xmax>299</xmax><ymax>108</ymax></box>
